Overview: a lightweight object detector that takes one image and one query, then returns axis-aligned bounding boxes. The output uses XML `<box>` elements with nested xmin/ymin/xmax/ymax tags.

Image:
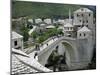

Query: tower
<box><xmin>68</xmin><ymin>9</ymin><xmax>72</xmax><ymax>24</ymax></box>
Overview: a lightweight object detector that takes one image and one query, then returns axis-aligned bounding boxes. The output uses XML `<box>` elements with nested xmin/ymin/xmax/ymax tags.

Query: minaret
<box><xmin>69</xmin><ymin>9</ymin><xmax>71</xmax><ymax>24</ymax></box>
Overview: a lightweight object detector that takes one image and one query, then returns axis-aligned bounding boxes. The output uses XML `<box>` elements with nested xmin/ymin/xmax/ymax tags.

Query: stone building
<box><xmin>35</xmin><ymin>18</ymin><xmax>42</xmax><ymax>24</ymax></box>
<box><xmin>46</xmin><ymin>25</ymin><xmax>55</xmax><ymax>29</ymax></box>
<box><xmin>77</xmin><ymin>26</ymin><xmax>91</xmax><ymax>39</ymax></box>
<box><xmin>39</xmin><ymin>22</ymin><xmax>47</xmax><ymax>29</ymax></box>
<box><xmin>73</xmin><ymin>8</ymin><xmax>94</xmax><ymax>30</ymax></box>
<box><xmin>58</xmin><ymin>19</ymin><xmax>66</xmax><ymax>25</ymax></box>
<box><xmin>63</xmin><ymin>9</ymin><xmax>75</xmax><ymax>37</ymax></box>
<box><xmin>44</xmin><ymin>18</ymin><xmax>52</xmax><ymax>24</ymax></box>
<box><xmin>63</xmin><ymin>23</ymin><xmax>74</xmax><ymax>37</ymax></box>
<box><xmin>12</xmin><ymin>31</ymin><xmax>23</xmax><ymax>50</ymax></box>
<box><xmin>28</xmin><ymin>18</ymin><xmax>33</xmax><ymax>24</ymax></box>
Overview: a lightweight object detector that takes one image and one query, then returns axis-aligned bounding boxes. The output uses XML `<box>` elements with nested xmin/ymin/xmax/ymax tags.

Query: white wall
<box><xmin>12</xmin><ymin>38</ymin><xmax>23</xmax><ymax>50</ymax></box>
<box><xmin>74</xmin><ymin>12</ymin><xmax>93</xmax><ymax>29</ymax></box>
<box><xmin>77</xmin><ymin>32</ymin><xmax>90</xmax><ymax>39</ymax></box>
<box><xmin>44</xmin><ymin>19</ymin><xmax>52</xmax><ymax>24</ymax></box>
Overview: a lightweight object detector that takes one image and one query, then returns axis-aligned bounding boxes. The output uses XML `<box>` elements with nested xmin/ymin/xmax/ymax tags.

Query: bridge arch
<box><xmin>38</xmin><ymin>38</ymin><xmax>79</xmax><ymax>70</ymax></box>
<box><xmin>61</xmin><ymin>42</ymin><xmax>76</xmax><ymax>68</ymax></box>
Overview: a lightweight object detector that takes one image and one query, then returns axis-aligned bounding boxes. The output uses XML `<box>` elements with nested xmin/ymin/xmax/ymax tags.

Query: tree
<box><xmin>47</xmin><ymin>50</ymin><xmax>60</xmax><ymax>71</ymax></box>
<box><xmin>57</xmin><ymin>29</ymin><xmax>63</xmax><ymax>35</ymax></box>
<box><xmin>38</xmin><ymin>36</ymin><xmax>45</xmax><ymax>43</ymax></box>
<box><xmin>20</xmin><ymin>25</ymin><xmax>29</xmax><ymax>42</ymax></box>
<box><xmin>31</xmin><ymin>31</ymin><xmax>37</xmax><ymax>39</ymax></box>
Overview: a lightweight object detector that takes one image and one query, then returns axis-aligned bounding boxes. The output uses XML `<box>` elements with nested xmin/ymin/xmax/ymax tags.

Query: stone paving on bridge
<box><xmin>39</xmin><ymin>37</ymin><xmax>59</xmax><ymax>51</ymax></box>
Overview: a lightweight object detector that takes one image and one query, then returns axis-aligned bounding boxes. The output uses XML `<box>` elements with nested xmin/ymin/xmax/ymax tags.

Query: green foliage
<box><xmin>29</xmin><ymin>27</ymin><xmax>61</xmax><ymax>43</ymax></box>
<box><xmin>12</xmin><ymin>22</ymin><xmax>16</xmax><ymax>30</ymax></box>
<box><xmin>48</xmin><ymin>50</ymin><xmax>60</xmax><ymax>65</ymax></box>
<box><xmin>20</xmin><ymin>25</ymin><xmax>29</xmax><ymax>41</ymax></box>
<box><xmin>31</xmin><ymin>28</ymin><xmax>63</xmax><ymax>43</ymax></box>
<box><xmin>31</xmin><ymin>31</ymin><xmax>38</xmax><ymax>39</ymax></box>
<box><xmin>38</xmin><ymin>36</ymin><xmax>45</xmax><ymax>43</ymax></box>
<box><xmin>57</xmin><ymin>29</ymin><xmax>64</xmax><ymax>35</ymax></box>
<box><xmin>12</xmin><ymin>1</ymin><xmax>82</xmax><ymax>18</ymax></box>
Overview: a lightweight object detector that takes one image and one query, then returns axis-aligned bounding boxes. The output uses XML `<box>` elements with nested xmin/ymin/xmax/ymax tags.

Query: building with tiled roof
<box><xmin>73</xmin><ymin>8</ymin><xmax>94</xmax><ymax>30</ymax></box>
<box><xmin>11</xmin><ymin>48</ymin><xmax>52</xmax><ymax>74</ymax></box>
<box><xmin>63</xmin><ymin>23</ymin><xmax>74</xmax><ymax>37</ymax></box>
<box><xmin>77</xmin><ymin>26</ymin><xmax>91</xmax><ymax>39</ymax></box>
<box><xmin>74</xmin><ymin>8</ymin><xmax>93</xmax><ymax>13</ymax></box>
<box><xmin>12</xmin><ymin>31</ymin><xmax>23</xmax><ymax>50</ymax></box>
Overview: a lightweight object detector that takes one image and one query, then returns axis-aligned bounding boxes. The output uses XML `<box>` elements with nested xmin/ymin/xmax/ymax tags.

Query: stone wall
<box><xmin>38</xmin><ymin>37</ymin><xmax>94</xmax><ymax>70</ymax></box>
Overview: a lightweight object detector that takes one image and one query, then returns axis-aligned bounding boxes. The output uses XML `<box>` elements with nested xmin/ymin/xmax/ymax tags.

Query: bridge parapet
<box><xmin>38</xmin><ymin>36</ymin><xmax>76</xmax><ymax>56</ymax></box>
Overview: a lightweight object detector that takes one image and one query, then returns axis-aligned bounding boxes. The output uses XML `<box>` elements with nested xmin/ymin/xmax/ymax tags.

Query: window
<box><xmin>80</xmin><ymin>33</ymin><xmax>81</xmax><ymax>36</ymax></box>
<box><xmin>80</xmin><ymin>20</ymin><xmax>81</xmax><ymax>22</ymax></box>
<box><xmin>89</xmin><ymin>13</ymin><xmax>91</xmax><ymax>17</ymax></box>
<box><xmin>86</xmin><ymin>20</ymin><xmax>88</xmax><ymax>23</ymax></box>
<box><xmin>77</xmin><ymin>14</ymin><xmax>79</xmax><ymax>17</ymax></box>
<box><xmin>70</xmin><ymin>27</ymin><xmax>73</xmax><ymax>30</ymax></box>
<box><xmin>83</xmin><ymin>21</ymin><xmax>85</xmax><ymax>23</ymax></box>
<box><xmin>14</xmin><ymin>41</ymin><xmax>17</xmax><ymax>46</ymax></box>
<box><xmin>84</xmin><ymin>33</ymin><xmax>86</xmax><ymax>36</ymax></box>
<box><xmin>81</xmin><ymin>14</ymin><xmax>84</xmax><ymax>17</ymax></box>
<box><xmin>82</xmin><ymin>25</ymin><xmax>84</xmax><ymax>27</ymax></box>
<box><xmin>67</xmin><ymin>27</ymin><xmax>69</xmax><ymax>30</ymax></box>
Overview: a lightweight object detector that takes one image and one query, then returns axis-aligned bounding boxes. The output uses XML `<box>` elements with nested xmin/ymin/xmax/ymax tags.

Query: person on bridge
<box><xmin>35</xmin><ymin>43</ymin><xmax>40</xmax><ymax>50</ymax></box>
<box><xmin>47</xmin><ymin>43</ymin><xmax>48</xmax><ymax>46</ymax></box>
<box><xmin>34</xmin><ymin>52</ymin><xmax>38</xmax><ymax>59</ymax></box>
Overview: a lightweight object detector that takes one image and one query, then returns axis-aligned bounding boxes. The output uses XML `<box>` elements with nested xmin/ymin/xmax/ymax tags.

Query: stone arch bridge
<box><xmin>37</xmin><ymin>36</ymin><xmax>94</xmax><ymax>70</ymax></box>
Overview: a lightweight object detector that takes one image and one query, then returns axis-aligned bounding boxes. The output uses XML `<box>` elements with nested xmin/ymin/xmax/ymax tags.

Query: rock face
<box><xmin>38</xmin><ymin>36</ymin><xmax>94</xmax><ymax>70</ymax></box>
